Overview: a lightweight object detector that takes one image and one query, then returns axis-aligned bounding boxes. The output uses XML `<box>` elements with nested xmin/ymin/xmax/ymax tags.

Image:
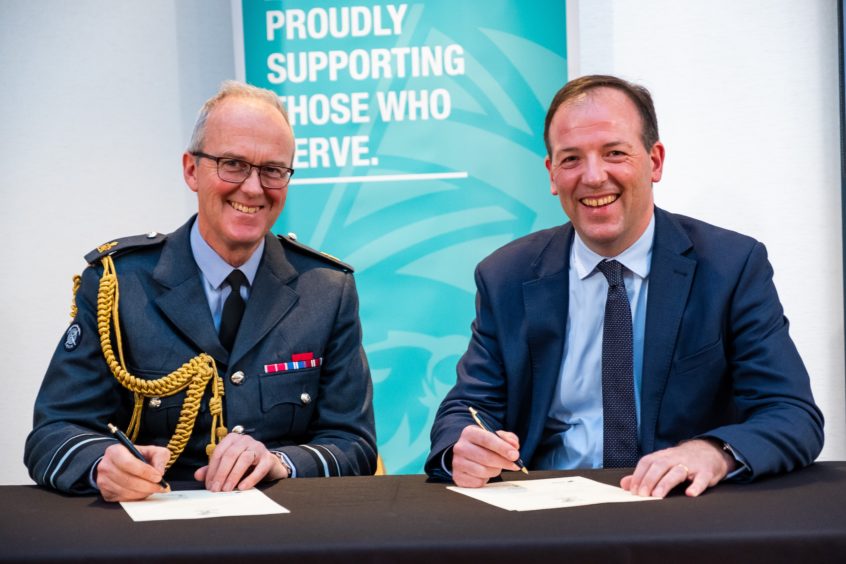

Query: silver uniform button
<box><xmin>230</xmin><ymin>371</ymin><xmax>245</xmax><ymax>385</ymax></box>
<box><xmin>149</xmin><ymin>397</ymin><xmax>162</xmax><ymax>408</ymax></box>
<box><xmin>300</xmin><ymin>392</ymin><xmax>311</xmax><ymax>405</ymax></box>
<box><xmin>231</xmin><ymin>425</ymin><xmax>245</xmax><ymax>434</ymax></box>
<box><xmin>288</xmin><ymin>232</ymin><xmax>297</xmax><ymax>240</ymax></box>
<box><xmin>146</xmin><ymin>231</ymin><xmax>158</xmax><ymax>239</ymax></box>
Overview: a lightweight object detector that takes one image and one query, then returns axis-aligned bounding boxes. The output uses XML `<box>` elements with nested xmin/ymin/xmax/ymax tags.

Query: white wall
<box><xmin>0</xmin><ymin>0</ymin><xmax>235</xmax><ymax>485</ymax></box>
<box><xmin>1</xmin><ymin>0</ymin><xmax>842</xmax><ymax>485</ymax></box>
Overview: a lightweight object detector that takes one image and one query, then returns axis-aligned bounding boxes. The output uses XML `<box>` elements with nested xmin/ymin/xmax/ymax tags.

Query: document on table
<box><xmin>120</xmin><ymin>488</ymin><xmax>289</xmax><ymax>522</ymax></box>
<box><xmin>448</xmin><ymin>476</ymin><xmax>660</xmax><ymax>511</ymax></box>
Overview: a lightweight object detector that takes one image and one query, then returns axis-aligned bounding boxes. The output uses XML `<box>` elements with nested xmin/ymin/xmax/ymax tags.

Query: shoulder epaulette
<box><xmin>84</xmin><ymin>231</ymin><xmax>167</xmax><ymax>264</ymax></box>
<box><xmin>277</xmin><ymin>232</ymin><xmax>354</xmax><ymax>272</ymax></box>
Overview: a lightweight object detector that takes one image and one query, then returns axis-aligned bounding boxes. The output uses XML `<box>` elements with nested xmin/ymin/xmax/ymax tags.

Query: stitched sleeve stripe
<box><xmin>301</xmin><ymin>444</ymin><xmax>331</xmax><ymax>477</ymax></box>
<box><xmin>293</xmin><ymin>445</ymin><xmax>326</xmax><ymax>477</ymax></box>
<box><xmin>311</xmin><ymin>444</ymin><xmax>341</xmax><ymax>476</ymax></box>
<box><xmin>42</xmin><ymin>433</ymin><xmax>100</xmax><ymax>484</ymax></box>
<box><xmin>48</xmin><ymin>436</ymin><xmax>114</xmax><ymax>488</ymax></box>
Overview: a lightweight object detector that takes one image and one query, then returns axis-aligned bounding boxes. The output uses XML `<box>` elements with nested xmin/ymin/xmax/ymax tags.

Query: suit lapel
<box><xmin>152</xmin><ymin>219</ymin><xmax>229</xmax><ymax>363</ymax></box>
<box><xmin>639</xmin><ymin>208</ymin><xmax>696</xmax><ymax>453</ymax></box>
<box><xmin>229</xmin><ymin>233</ymin><xmax>299</xmax><ymax>365</ymax></box>
<box><xmin>522</xmin><ymin>225</ymin><xmax>573</xmax><ymax>453</ymax></box>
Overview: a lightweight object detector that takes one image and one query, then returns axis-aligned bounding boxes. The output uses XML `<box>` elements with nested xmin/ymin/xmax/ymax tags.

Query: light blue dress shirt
<box><xmin>535</xmin><ymin>215</ymin><xmax>655</xmax><ymax>470</ymax></box>
<box><xmin>189</xmin><ymin>220</ymin><xmax>263</xmax><ymax>331</ymax></box>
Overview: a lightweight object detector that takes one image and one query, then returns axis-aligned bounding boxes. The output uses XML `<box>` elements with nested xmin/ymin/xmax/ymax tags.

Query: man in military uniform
<box><xmin>25</xmin><ymin>81</ymin><xmax>377</xmax><ymax>501</ymax></box>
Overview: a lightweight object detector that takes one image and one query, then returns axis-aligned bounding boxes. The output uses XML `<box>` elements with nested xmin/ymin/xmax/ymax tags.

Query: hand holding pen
<box><xmin>468</xmin><ymin>407</ymin><xmax>528</xmax><ymax>474</ymax></box>
<box><xmin>95</xmin><ymin>424</ymin><xmax>171</xmax><ymax>502</ymax></box>
<box><xmin>449</xmin><ymin>406</ymin><xmax>528</xmax><ymax>488</ymax></box>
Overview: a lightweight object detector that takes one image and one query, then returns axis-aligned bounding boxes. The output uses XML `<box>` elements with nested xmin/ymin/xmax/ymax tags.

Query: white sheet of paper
<box><xmin>448</xmin><ymin>476</ymin><xmax>660</xmax><ymax>511</ymax></box>
<box><xmin>120</xmin><ymin>488</ymin><xmax>289</xmax><ymax>521</ymax></box>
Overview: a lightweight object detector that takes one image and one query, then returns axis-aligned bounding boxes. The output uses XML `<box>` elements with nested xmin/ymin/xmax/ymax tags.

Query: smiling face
<box><xmin>545</xmin><ymin>87</ymin><xmax>665</xmax><ymax>257</ymax></box>
<box><xmin>183</xmin><ymin>96</ymin><xmax>295</xmax><ymax>266</ymax></box>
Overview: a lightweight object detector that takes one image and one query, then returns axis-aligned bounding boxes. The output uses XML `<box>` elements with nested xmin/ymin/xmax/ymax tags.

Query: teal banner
<box><xmin>239</xmin><ymin>0</ymin><xmax>567</xmax><ymax>474</ymax></box>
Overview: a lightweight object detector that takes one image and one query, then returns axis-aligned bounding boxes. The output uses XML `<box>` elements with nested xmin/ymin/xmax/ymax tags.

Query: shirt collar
<box><xmin>190</xmin><ymin>218</ymin><xmax>264</xmax><ymax>289</ymax></box>
<box><xmin>572</xmin><ymin>212</ymin><xmax>655</xmax><ymax>280</ymax></box>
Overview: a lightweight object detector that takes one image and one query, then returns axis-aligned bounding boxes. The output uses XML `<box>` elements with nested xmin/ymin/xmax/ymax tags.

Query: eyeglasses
<box><xmin>191</xmin><ymin>151</ymin><xmax>294</xmax><ymax>190</ymax></box>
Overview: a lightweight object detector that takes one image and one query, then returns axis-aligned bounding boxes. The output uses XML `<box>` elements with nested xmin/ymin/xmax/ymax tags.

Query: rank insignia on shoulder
<box><xmin>276</xmin><ymin>233</ymin><xmax>354</xmax><ymax>272</ymax></box>
<box><xmin>97</xmin><ymin>241</ymin><xmax>118</xmax><ymax>254</ymax></box>
<box><xmin>64</xmin><ymin>323</ymin><xmax>82</xmax><ymax>351</ymax></box>
<box><xmin>84</xmin><ymin>231</ymin><xmax>167</xmax><ymax>264</ymax></box>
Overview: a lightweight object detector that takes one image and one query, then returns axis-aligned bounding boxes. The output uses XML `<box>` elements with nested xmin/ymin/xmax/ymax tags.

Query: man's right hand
<box><xmin>451</xmin><ymin>424</ymin><xmax>522</xmax><ymax>488</ymax></box>
<box><xmin>96</xmin><ymin>443</ymin><xmax>171</xmax><ymax>502</ymax></box>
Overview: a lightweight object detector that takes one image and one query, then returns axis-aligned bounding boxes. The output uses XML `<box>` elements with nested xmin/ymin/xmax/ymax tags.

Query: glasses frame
<box><xmin>191</xmin><ymin>151</ymin><xmax>294</xmax><ymax>190</ymax></box>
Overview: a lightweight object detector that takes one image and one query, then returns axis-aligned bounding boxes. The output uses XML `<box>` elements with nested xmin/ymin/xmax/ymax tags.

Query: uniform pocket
<box><xmin>259</xmin><ymin>367</ymin><xmax>320</xmax><ymax>436</ymax></box>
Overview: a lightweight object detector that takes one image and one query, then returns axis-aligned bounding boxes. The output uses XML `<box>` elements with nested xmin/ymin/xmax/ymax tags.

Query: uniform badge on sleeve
<box><xmin>63</xmin><ymin>323</ymin><xmax>82</xmax><ymax>351</ymax></box>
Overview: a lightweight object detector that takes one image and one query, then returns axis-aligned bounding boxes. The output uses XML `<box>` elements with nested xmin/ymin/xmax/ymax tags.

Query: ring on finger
<box><xmin>676</xmin><ymin>463</ymin><xmax>690</xmax><ymax>476</ymax></box>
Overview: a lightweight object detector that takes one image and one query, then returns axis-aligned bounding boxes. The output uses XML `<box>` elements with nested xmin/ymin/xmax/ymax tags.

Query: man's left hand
<box><xmin>194</xmin><ymin>432</ymin><xmax>288</xmax><ymax>492</ymax></box>
<box><xmin>620</xmin><ymin>439</ymin><xmax>737</xmax><ymax>498</ymax></box>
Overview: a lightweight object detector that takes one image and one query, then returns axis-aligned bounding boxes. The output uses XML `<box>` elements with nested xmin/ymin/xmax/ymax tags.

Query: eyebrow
<box><xmin>219</xmin><ymin>152</ymin><xmax>290</xmax><ymax>167</ymax></box>
<box><xmin>602</xmin><ymin>140</ymin><xmax>634</xmax><ymax>150</ymax></box>
<box><xmin>554</xmin><ymin>140</ymin><xmax>634</xmax><ymax>155</ymax></box>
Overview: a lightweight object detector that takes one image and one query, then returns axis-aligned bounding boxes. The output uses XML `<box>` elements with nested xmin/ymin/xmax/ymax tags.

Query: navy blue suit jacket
<box><xmin>427</xmin><ymin>207</ymin><xmax>823</xmax><ymax>480</ymax></box>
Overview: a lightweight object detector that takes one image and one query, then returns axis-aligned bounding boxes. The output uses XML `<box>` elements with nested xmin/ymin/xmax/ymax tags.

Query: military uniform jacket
<box><xmin>25</xmin><ymin>217</ymin><xmax>377</xmax><ymax>493</ymax></box>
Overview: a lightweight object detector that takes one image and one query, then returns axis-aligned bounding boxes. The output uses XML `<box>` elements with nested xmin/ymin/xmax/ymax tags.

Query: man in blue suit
<box><xmin>427</xmin><ymin>75</ymin><xmax>823</xmax><ymax>497</ymax></box>
<box><xmin>26</xmin><ymin>81</ymin><xmax>376</xmax><ymax>501</ymax></box>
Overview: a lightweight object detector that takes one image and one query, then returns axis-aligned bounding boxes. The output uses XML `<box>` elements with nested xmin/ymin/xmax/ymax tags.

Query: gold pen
<box><xmin>468</xmin><ymin>406</ymin><xmax>529</xmax><ymax>474</ymax></box>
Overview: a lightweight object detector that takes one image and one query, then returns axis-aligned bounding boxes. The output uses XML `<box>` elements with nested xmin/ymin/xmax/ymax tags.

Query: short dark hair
<box><xmin>543</xmin><ymin>75</ymin><xmax>659</xmax><ymax>158</ymax></box>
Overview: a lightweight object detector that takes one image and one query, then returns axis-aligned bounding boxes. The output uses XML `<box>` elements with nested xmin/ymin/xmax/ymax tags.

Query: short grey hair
<box><xmin>187</xmin><ymin>80</ymin><xmax>291</xmax><ymax>153</ymax></box>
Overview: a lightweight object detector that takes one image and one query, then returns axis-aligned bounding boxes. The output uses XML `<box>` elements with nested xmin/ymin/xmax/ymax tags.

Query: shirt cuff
<box><xmin>89</xmin><ymin>456</ymin><xmax>104</xmax><ymax>490</ymax></box>
<box><xmin>275</xmin><ymin>451</ymin><xmax>297</xmax><ymax>478</ymax></box>
<box><xmin>722</xmin><ymin>441</ymin><xmax>750</xmax><ymax>480</ymax></box>
<box><xmin>440</xmin><ymin>446</ymin><xmax>454</xmax><ymax>478</ymax></box>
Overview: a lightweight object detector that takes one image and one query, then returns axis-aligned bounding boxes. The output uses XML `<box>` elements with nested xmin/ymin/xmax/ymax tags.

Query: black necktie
<box><xmin>596</xmin><ymin>260</ymin><xmax>639</xmax><ymax>468</ymax></box>
<box><xmin>219</xmin><ymin>269</ymin><xmax>247</xmax><ymax>352</ymax></box>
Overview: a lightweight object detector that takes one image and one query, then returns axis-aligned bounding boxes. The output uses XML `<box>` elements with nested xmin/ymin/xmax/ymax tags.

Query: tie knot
<box><xmin>596</xmin><ymin>259</ymin><xmax>624</xmax><ymax>287</ymax></box>
<box><xmin>226</xmin><ymin>269</ymin><xmax>248</xmax><ymax>292</ymax></box>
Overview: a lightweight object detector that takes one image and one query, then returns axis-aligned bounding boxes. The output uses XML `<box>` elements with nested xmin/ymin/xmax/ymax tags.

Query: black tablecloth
<box><xmin>3</xmin><ymin>462</ymin><xmax>845</xmax><ymax>563</ymax></box>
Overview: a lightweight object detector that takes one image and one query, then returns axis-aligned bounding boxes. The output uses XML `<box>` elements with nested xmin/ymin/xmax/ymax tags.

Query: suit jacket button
<box><xmin>300</xmin><ymin>392</ymin><xmax>311</xmax><ymax>405</ymax></box>
<box><xmin>148</xmin><ymin>397</ymin><xmax>162</xmax><ymax>408</ymax></box>
<box><xmin>230</xmin><ymin>371</ymin><xmax>245</xmax><ymax>385</ymax></box>
<box><xmin>231</xmin><ymin>425</ymin><xmax>245</xmax><ymax>434</ymax></box>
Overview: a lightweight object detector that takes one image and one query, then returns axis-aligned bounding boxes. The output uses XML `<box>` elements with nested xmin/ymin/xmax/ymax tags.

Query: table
<box><xmin>3</xmin><ymin>462</ymin><xmax>845</xmax><ymax>563</ymax></box>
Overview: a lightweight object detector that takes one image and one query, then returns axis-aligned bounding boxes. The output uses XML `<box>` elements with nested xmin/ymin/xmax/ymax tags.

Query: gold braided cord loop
<box><xmin>70</xmin><ymin>274</ymin><xmax>81</xmax><ymax>319</ymax></box>
<box><xmin>96</xmin><ymin>255</ymin><xmax>227</xmax><ymax>468</ymax></box>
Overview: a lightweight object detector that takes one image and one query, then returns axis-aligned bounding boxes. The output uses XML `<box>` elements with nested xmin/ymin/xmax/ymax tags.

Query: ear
<box><xmin>182</xmin><ymin>152</ymin><xmax>199</xmax><ymax>193</ymax></box>
<box><xmin>545</xmin><ymin>155</ymin><xmax>559</xmax><ymax>195</ymax></box>
<box><xmin>649</xmin><ymin>141</ymin><xmax>665</xmax><ymax>183</ymax></box>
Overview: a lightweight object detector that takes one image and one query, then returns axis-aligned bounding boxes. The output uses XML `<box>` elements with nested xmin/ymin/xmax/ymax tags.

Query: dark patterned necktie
<box><xmin>596</xmin><ymin>260</ymin><xmax>639</xmax><ymax>468</ymax></box>
<box><xmin>219</xmin><ymin>269</ymin><xmax>247</xmax><ymax>351</ymax></box>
